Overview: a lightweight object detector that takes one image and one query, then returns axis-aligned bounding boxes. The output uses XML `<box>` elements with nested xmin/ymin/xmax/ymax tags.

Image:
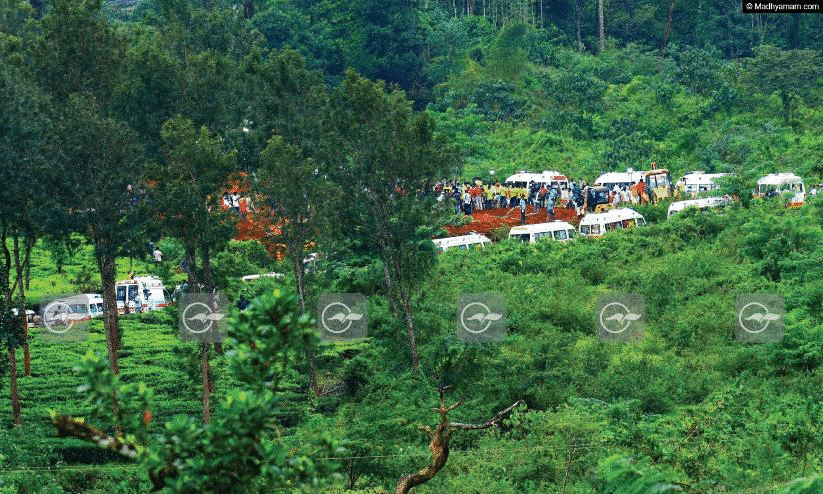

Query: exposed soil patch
<box><xmin>445</xmin><ymin>205</ymin><xmax>579</xmax><ymax>237</ymax></box>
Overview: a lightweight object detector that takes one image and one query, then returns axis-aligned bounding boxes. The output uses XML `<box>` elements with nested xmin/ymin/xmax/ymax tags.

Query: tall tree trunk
<box><xmin>540</xmin><ymin>0</ymin><xmax>543</xmax><ymax>27</ymax></box>
<box><xmin>242</xmin><ymin>0</ymin><xmax>254</xmax><ymax>18</ymax></box>
<box><xmin>199</xmin><ymin>244</ymin><xmax>223</xmax><ymax>354</ymax></box>
<box><xmin>598</xmin><ymin>0</ymin><xmax>605</xmax><ymax>53</ymax></box>
<box><xmin>392</xmin><ymin>256</ymin><xmax>419</xmax><ymax>374</ymax></box>
<box><xmin>24</xmin><ymin>236</ymin><xmax>34</xmax><ymax>291</ymax></box>
<box><xmin>376</xmin><ymin>207</ymin><xmax>420</xmax><ymax>373</ymax></box>
<box><xmin>382</xmin><ymin>261</ymin><xmax>400</xmax><ymax>317</ymax></box>
<box><xmin>8</xmin><ymin>347</ymin><xmax>21</xmax><ymax>426</ymax></box>
<box><xmin>185</xmin><ymin>246</ymin><xmax>198</xmax><ymax>288</ymax></box>
<box><xmin>97</xmin><ymin>248</ymin><xmax>121</xmax><ymax>370</ymax></box>
<box><xmin>13</xmin><ymin>234</ymin><xmax>30</xmax><ymax>377</ymax></box>
<box><xmin>202</xmin><ymin>341</ymin><xmax>210</xmax><ymax>424</ymax></box>
<box><xmin>201</xmin><ymin>244</ymin><xmax>213</xmax><ymax>290</ymax></box>
<box><xmin>3</xmin><ymin>224</ymin><xmax>22</xmax><ymax>426</ymax></box>
<box><xmin>576</xmin><ymin>0</ymin><xmax>584</xmax><ymax>51</ymax></box>
<box><xmin>658</xmin><ymin>0</ymin><xmax>676</xmax><ymax>58</ymax></box>
<box><xmin>290</xmin><ymin>238</ymin><xmax>319</xmax><ymax>395</ymax></box>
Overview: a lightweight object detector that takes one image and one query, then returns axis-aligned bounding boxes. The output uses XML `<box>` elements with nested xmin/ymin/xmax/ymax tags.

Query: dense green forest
<box><xmin>3</xmin><ymin>0</ymin><xmax>823</xmax><ymax>492</ymax></box>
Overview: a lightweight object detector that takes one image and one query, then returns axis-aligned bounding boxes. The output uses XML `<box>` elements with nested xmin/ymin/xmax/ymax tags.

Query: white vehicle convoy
<box><xmin>432</xmin><ymin>233</ymin><xmax>491</xmax><ymax>252</ymax></box>
<box><xmin>675</xmin><ymin>172</ymin><xmax>730</xmax><ymax>197</ymax></box>
<box><xmin>667</xmin><ymin>197</ymin><xmax>731</xmax><ymax>218</ymax></box>
<box><xmin>504</xmin><ymin>170</ymin><xmax>569</xmax><ymax>189</ymax></box>
<box><xmin>578</xmin><ymin>208</ymin><xmax>646</xmax><ymax>238</ymax></box>
<box><xmin>508</xmin><ymin>221</ymin><xmax>577</xmax><ymax>243</ymax></box>
<box><xmin>755</xmin><ymin>173</ymin><xmax>806</xmax><ymax>207</ymax></box>
<box><xmin>116</xmin><ymin>276</ymin><xmax>169</xmax><ymax>313</ymax></box>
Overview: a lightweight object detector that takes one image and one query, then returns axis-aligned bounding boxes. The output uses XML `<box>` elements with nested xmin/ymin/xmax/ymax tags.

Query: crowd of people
<box><xmin>222</xmin><ymin>190</ymin><xmax>255</xmax><ymax>214</ymax></box>
<box><xmin>431</xmin><ymin>176</ymin><xmax>670</xmax><ymax>224</ymax></box>
<box><xmin>431</xmin><ymin>180</ymin><xmax>586</xmax><ymax>223</ymax></box>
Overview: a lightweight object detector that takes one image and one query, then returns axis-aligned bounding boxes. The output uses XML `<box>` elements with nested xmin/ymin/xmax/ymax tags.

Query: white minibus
<box><xmin>432</xmin><ymin>233</ymin><xmax>491</xmax><ymax>252</ymax></box>
<box><xmin>508</xmin><ymin>221</ymin><xmax>577</xmax><ymax>243</ymax></box>
<box><xmin>579</xmin><ymin>208</ymin><xmax>646</xmax><ymax>237</ymax></box>
<box><xmin>667</xmin><ymin>197</ymin><xmax>730</xmax><ymax>218</ymax></box>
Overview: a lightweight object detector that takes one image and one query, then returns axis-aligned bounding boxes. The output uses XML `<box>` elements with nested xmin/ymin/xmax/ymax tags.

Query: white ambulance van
<box><xmin>755</xmin><ymin>173</ymin><xmax>806</xmax><ymax>207</ymax></box>
<box><xmin>675</xmin><ymin>172</ymin><xmax>730</xmax><ymax>197</ymax></box>
<box><xmin>579</xmin><ymin>208</ymin><xmax>646</xmax><ymax>238</ymax></box>
<box><xmin>116</xmin><ymin>276</ymin><xmax>169</xmax><ymax>313</ymax></box>
<box><xmin>43</xmin><ymin>294</ymin><xmax>104</xmax><ymax>325</ymax></box>
<box><xmin>432</xmin><ymin>233</ymin><xmax>491</xmax><ymax>252</ymax></box>
<box><xmin>508</xmin><ymin>221</ymin><xmax>577</xmax><ymax>243</ymax></box>
<box><xmin>667</xmin><ymin>197</ymin><xmax>730</xmax><ymax>218</ymax></box>
<box><xmin>504</xmin><ymin>170</ymin><xmax>569</xmax><ymax>189</ymax></box>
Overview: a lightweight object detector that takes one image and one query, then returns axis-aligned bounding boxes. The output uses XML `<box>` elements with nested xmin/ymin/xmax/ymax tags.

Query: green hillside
<box><xmin>3</xmin><ymin>0</ymin><xmax>823</xmax><ymax>492</ymax></box>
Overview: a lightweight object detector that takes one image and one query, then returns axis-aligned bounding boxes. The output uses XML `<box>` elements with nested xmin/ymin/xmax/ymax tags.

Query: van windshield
<box><xmin>510</xmin><ymin>234</ymin><xmax>531</xmax><ymax>243</ymax></box>
<box><xmin>69</xmin><ymin>304</ymin><xmax>86</xmax><ymax>314</ymax></box>
<box><xmin>580</xmin><ymin>225</ymin><xmax>590</xmax><ymax>235</ymax></box>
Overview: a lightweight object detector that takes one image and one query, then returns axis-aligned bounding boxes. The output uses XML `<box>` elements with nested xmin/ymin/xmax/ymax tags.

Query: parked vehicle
<box><xmin>11</xmin><ymin>308</ymin><xmax>36</xmax><ymax>328</ymax></box>
<box><xmin>593</xmin><ymin>169</ymin><xmax>645</xmax><ymax>191</ymax></box>
<box><xmin>644</xmin><ymin>167</ymin><xmax>673</xmax><ymax>202</ymax></box>
<box><xmin>432</xmin><ymin>233</ymin><xmax>491</xmax><ymax>252</ymax></box>
<box><xmin>594</xmin><ymin>166</ymin><xmax>672</xmax><ymax>203</ymax></box>
<box><xmin>241</xmin><ymin>273</ymin><xmax>285</xmax><ymax>282</ymax></box>
<box><xmin>116</xmin><ymin>276</ymin><xmax>169</xmax><ymax>313</ymax></box>
<box><xmin>755</xmin><ymin>173</ymin><xmax>806</xmax><ymax>207</ymax></box>
<box><xmin>509</xmin><ymin>221</ymin><xmax>577</xmax><ymax>243</ymax></box>
<box><xmin>505</xmin><ymin>170</ymin><xmax>569</xmax><ymax>189</ymax></box>
<box><xmin>667</xmin><ymin>197</ymin><xmax>731</xmax><ymax>218</ymax></box>
<box><xmin>583</xmin><ymin>185</ymin><xmax>612</xmax><ymax>213</ymax></box>
<box><xmin>579</xmin><ymin>208</ymin><xmax>646</xmax><ymax>237</ymax></box>
<box><xmin>675</xmin><ymin>171</ymin><xmax>730</xmax><ymax>197</ymax></box>
<box><xmin>41</xmin><ymin>294</ymin><xmax>104</xmax><ymax>327</ymax></box>
<box><xmin>64</xmin><ymin>294</ymin><xmax>104</xmax><ymax>320</ymax></box>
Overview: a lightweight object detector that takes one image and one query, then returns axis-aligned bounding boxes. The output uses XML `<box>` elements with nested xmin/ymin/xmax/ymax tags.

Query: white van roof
<box><xmin>668</xmin><ymin>197</ymin><xmax>729</xmax><ymax>215</ymax></box>
<box><xmin>509</xmin><ymin>221</ymin><xmax>576</xmax><ymax>235</ymax></box>
<box><xmin>117</xmin><ymin>276</ymin><xmax>165</xmax><ymax>287</ymax></box>
<box><xmin>505</xmin><ymin>170</ymin><xmax>568</xmax><ymax>185</ymax></box>
<box><xmin>59</xmin><ymin>294</ymin><xmax>103</xmax><ymax>304</ymax></box>
<box><xmin>579</xmin><ymin>208</ymin><xmax>645</xmax><ymax>226</ymax></box>
<box><xmin>432</xmin><ymin>233</ymin><xmax>491</xmax><ymax>250</ymax></box>
<box><xmin>594</xmin><ymin>170</ymin><xmax>645</xmax><ymax>187</ymax></box>
<box><xmin>757</xmin><ymin>172</ymin><xmax>803</xmax><ymax>186</ymax></box>
<box><xmin>241</xmin><ymin>272</ymin><xmax>285</xmax><ymax>281</ymax></box>
<box><xmin>677</xmin><ymin>172</ymin><xmax>730</xmax><ymax>185</ymax></box>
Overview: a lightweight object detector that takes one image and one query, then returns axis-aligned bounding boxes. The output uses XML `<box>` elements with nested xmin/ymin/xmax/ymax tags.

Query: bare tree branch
<box><xmin>394</xmin><ymin>390</ymin><xmax>525</xmax><ymax>494</ymax></box>
<box><xmin>52</xmin><ymin>415</ymin><xmax>138</xmax><ymax>460</ymax></box>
